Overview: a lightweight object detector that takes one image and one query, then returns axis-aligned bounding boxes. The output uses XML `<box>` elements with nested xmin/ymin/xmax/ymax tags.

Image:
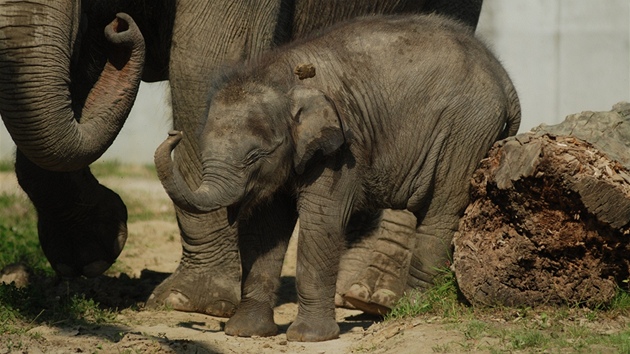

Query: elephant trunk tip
<box><xmin>168</xmin><ymin>130</ymin><xmax>184</xmax><ymax>142</ymax></box>
<box><xmin>104</xmin><ymin>13</ymin><xmax>140</xmax><ymax>45</ymax></box>
<box><xmin>112</xmin><ymin>13</ymin><xmax>130</xmax><ymax>33</ymax></box>
<box><xmin>104</xmin><ymin>13</ymin><xmax>145</xmax><ymax>70</ymax></box>
<box><xmin>163</xmin><ymin>130</ymin><xmax>184</xmax><ymax>150</ymax></box>
<box><xmin>154</xmin><ymin>129</ymin><xmax>221</xmax><ymax>214</ymax></box>
<box><xmin>155</xmin><ymin>130</ymin><xmax>183</xmax><ymax>163</ymax></box>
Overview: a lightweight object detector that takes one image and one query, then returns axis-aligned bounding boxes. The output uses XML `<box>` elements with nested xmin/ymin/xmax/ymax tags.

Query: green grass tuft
<box><xmin>0</xmin><ymin>283</ymin><xmax>117</xmax><ymax>334</ymax></box>
<box><xmin>382</xmin><ymin>271</ymin><xmax>630</xmax><ymax>353</ymax></box>
<box><xmin>0</xmin><ymin>194</ymin><xmax>50</xmax><ymax>273</ymax></box>
<box><xmin>0</xmin><ymin>160</ymin><xmax>14</xmax><ymax>172</ymax></box>
<box><xmin>610</xmin><ymin>288</ymin><xmax>630</xmax><ymax>312</ymax></box>
<box><xmin>605</xmin><ymin>330</ymin><xmax>630</xmax><ymax>352</ymax></box>
<box><xmin>508</xmin><ymin>328</ymin><xmax>549</xmax><ymax>350</ymax></box>
<box><xmin>385</xmin><ymin>267</ymin><xmax>465</xmax><ymax>321</ymax></box>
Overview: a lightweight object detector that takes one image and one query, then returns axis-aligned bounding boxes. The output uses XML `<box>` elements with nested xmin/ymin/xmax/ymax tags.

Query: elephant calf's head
<box><xmin>155</xmin><ymin>74</ymin><xmax>347</xmax><ymax>222</ymax></box>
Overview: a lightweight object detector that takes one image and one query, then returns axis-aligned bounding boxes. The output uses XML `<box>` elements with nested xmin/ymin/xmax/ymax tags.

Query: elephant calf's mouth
<box><xmin>227</xmin><ymin>203</ymin><xmax>242</xmax><ymax>226</ymax></box>
<box><xmin>226</xmin><ymin>190</ymin><xmax>258</xmax><ymax>225</ymax></box>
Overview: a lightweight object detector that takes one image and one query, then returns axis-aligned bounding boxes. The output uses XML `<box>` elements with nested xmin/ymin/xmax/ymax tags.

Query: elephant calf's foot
<box><xmin>225</xmin><ymin>302</ymin><xmax>277</xmax><ymax>337</ymax></box>
<box><xmin>286</xmin><ymin>316</ymin><xmax>340</xmax><ymax>342</ymax></box>
<box><xmin>146</xmin><ymin>264</ymin><xmax>240</xmax><ymax>317</ymax></box>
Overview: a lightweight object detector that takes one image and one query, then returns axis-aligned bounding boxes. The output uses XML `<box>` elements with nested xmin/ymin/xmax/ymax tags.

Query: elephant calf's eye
<box><xmin>244</xmin><ymin>149</ymin><xmax>267</xmax><ymax>166</ymax></box>
<box><xmin>244</xmin><ymin>140</ymin><xmax>282</xmax><ymax>166</ymax></box>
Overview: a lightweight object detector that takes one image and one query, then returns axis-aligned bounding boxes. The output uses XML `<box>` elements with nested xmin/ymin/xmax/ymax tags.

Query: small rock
<box><xmin>0</xmin><ymin>262</ymin><xmax>30</xmax><ymax>288</ymax></box>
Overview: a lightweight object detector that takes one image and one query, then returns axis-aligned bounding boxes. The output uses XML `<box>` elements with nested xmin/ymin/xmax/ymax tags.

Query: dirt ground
<box><xmin>1</xmin><ymin>169</ymin><xmax>482</xmax><ymax>354</ymax></box>
<box><xmin>3</xmin><ymin>169</ymin><xmax>629</xmax><ymax>353</ymax></box>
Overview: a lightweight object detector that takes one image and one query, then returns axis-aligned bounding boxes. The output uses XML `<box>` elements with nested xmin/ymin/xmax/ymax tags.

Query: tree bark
<box><xmin>453</xmin><ymin>102</ymin><xmax>630</xmax><ymax>307</ymax></box>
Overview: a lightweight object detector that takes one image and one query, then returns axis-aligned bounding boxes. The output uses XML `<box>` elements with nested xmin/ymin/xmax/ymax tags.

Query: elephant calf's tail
<box><xmin>499</xmin><ymin>86</ymin><xmax>522</xmax><ymax>140</ymax></box>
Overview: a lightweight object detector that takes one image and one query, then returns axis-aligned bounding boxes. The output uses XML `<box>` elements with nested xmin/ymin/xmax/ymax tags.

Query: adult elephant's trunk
<box><xmin>0</xmin><ymin>2</ymin><xmax>145</xmax><ymax>171</ymax></box>
<box><xmin>155</xmin><ymin>131</ymin><xmax>235</xmax><ymax>214</ymax></box>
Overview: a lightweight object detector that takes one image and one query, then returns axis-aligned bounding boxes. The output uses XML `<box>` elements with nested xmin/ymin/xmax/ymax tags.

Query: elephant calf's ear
<box><xmin>289</xmin><ymin>86</ymin><xmax>345</xmax><ymax>174</ymax></box>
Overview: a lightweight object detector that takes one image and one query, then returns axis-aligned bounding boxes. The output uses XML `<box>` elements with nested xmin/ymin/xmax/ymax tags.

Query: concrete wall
<box><xmin>477</xmin><ymin>0</ymin><xmax>630</xmax><ymax>131</ymax></box>
<box><xmin>1</xmin><ymin>0</ymin><xmax>629</xmax><ymax>163</ymax></box>
<box><xmin>0</xmin><ymin>81</ymin><xmax>173</xmax><ymax>164</ymax></box>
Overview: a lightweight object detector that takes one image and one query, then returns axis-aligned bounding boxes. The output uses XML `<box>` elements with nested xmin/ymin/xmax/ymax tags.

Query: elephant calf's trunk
<box><xmin>154</xmin><ymin>131</ymin><xmax>225</xmax><ymax>214</ymax></box>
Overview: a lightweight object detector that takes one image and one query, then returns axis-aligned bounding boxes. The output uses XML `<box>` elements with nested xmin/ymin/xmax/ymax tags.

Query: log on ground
<box><xmin>453</xmin><ymin>102</ymin><xmax>630</xmax><ymax>307</ymax></box>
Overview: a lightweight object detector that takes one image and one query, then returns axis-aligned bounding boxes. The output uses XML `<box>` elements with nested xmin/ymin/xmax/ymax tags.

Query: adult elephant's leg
<box><xmin>146</xmin><ymin>91</ymin><xmax>241</xmax><ymax>316</ymax></box>
<box><xmin>15</xmin><ymin>151</ymin><xmax>127</xmax><ymax>278</ymax></box>
<box><xmin>147</xmin><ymin>207</ymin><xmax>241</xmax><ymax>316</ymax></box>
<box><xmin>146</xmin><ymin>0</ymin><xmax>283</xmax><ymax>316</ymax></box>
<box><xmin>340</xmin><ymin>209</ymin><xmax>417</xmax><ymax>315</ymax></box>
<box><xmin>343</xmin><ymin>188</ymin><xmax>464</xmax><ymax>316</ymax></box>
<box><xmin>0</xmin><ymin>3</ymin><xmax>146</xmax><ymax>278</ymax></box>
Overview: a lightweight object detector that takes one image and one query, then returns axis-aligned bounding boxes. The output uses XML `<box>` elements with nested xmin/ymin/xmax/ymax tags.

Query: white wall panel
<box><xmin>1</xmin><ymin>1</ymin><xmax>629</xmax><ymax>162</ymax></box>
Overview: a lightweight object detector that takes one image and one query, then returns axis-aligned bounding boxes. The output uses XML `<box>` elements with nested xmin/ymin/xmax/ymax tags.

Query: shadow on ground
<box><xmin>2</xmin><ymin>265</ymin><xmax>381</xmax><ymax>353</ymax></box>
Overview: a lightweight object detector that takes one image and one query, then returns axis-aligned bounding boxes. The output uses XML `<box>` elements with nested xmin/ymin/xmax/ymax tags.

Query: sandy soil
<box><xmin>0</xmin><ymin>170</ymin><xmax>555</xmax><ymax>353</ymax></box>
<box><xmin>0</xmin><ymin>169</ymin><xmax>483</xmax><ymax>353</ymax></box>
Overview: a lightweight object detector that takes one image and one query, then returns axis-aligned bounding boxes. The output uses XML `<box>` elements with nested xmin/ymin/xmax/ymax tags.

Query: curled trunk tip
<box><xmin>154</xmin><ymin>131</ymin><xmax>227</xmax><ymax>214</ymax></box>
<box><xmin>105</xmin><ymin>13</ymin><xmax>144</xmax><ymax>51</ymax></box>
<box><xmin>168</xmin><ymin>130</ymin><xmax>184</xmax><ymax>141</ymax></box>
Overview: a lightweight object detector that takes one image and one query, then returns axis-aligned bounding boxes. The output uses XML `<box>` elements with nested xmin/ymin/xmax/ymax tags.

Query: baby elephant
<box><xmin>155</xmin><ymin>14</ymin><xmax>520</xmax><ymax>342</ymax></box>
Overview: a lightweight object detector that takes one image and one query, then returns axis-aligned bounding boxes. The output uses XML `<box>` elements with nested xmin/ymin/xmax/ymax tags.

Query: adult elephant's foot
<box><xmin>39</xmin><ymin>183</ymin><xmax>128</xmax><ymax>278</ymax></box>
<box><xmin>15</xmin><ymin>153</ymin><xmax>127</xmax><ymax>278</ymax></box>
<box><xmin>146</xmin><ymin>261</ymin><xmax>240</xmax><ymax>317</ymax></box>
<box><xmin>344</xmin><ymin>283</ymin><xmax>398</xmax><ymax>316</ymax></box>
<box><xmin>146</xmin><ymin>207</ymin><xmax>241</xmax><ymax>317</ymax></box>
<box><xmin>225</xmin><ymin>301</ymin><xmax>277</xmax><ymax>337</ymax></box>
<box><xmin>335</xmin><ymin>236</ymin><xmax>372</xmax><ymax>309</ymax></box>
<box><xmin>286</xmin><ymin>315</ymin><xmax>340</xmax><ymax>342</ymax></box>
<box><xmin>335</xmin><ymin>210</ymin><xmax>380</xmax><ymax>308</ymax></box>
<box><xmin>340</xmin><ymin>209</ymin><xmax>417</xmax><ymax>315</ymax></box>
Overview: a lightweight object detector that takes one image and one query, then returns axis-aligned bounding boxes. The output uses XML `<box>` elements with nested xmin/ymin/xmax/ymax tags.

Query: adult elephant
<box><xmin>0</xmin><ymin>0</ymin><xmax>483</xmax><ymax>316</ymax></box>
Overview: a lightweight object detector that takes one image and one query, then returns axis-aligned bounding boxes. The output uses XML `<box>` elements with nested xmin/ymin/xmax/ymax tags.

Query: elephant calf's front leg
<box><xmin>225</xmin><ymin>196</ymin><xmax>297</xmax><ymax>337</ymax></box>
<box><xmin>286</xmin><ymin>188</ymin><xmax>350</xmax><ymax>342</ymax></box>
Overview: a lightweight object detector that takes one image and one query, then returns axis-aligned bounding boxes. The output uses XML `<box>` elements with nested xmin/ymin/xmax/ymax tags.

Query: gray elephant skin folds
<box><xmin>155</xmin><ymin>14</ymin><xmax>521</xmax><ymax>342</ymax></box>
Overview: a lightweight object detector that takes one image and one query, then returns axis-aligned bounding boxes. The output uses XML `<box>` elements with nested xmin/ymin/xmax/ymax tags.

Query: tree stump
<box><xmin>453</xmin><ymin>102</ymin><xmax>630</xmax><ymax>307</ymax></box>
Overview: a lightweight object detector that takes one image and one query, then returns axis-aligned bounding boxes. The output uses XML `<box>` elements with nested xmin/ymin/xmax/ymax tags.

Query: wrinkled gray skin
<box><xmin>155</xmin><ymin>14</ymin><xmax>521</xmax><ymax>341</ymax></box>
<box><xmin>0</xmin><ymin>0</ymin><xmax>483</xmax><ymax>317</ymax></box>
